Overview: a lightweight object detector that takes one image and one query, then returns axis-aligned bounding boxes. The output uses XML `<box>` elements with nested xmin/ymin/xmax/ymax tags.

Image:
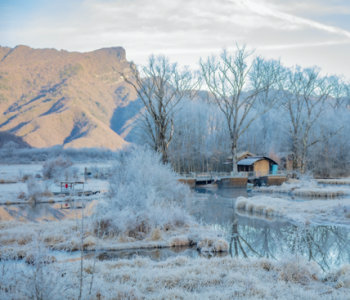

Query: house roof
<box><xmin>237</xmin><ymin>156</ymin><xmax>278</xmax><ymax>166</ymax></box>
<box><xmin>227</xmin><ymin>151</ymin><xmax>256</xmax><ymax>161</ymax></box>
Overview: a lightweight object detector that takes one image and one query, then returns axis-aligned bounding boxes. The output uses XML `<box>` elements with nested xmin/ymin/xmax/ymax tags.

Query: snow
<box><xmin>2</xmin><ymin>148</ymin><xmax>350</xmax><ymax>299</ymax></box>
<box><xmin>0</xmin><ymin>218</ymin><xmax>228</xmax><ymax>259</ymax></box>
<box><xmin>236</xmin><ymin>195</ymin><xmax>350</xmax><ymax>226</ymax></box>
<box><xmin>317</xmin><ymin>178</ymin><xmax>350</xmax><ymax>185</ymax></box>
<box><xmin>0</xmin><ymin>200</ymin><xmax>98</xmax><ymax>222</ymax></box>
<box><xmin>1</xmin><ymin>254</ymin><xmax>350</xmax><ymax>299</ymax></box>
<box><xmin>256</xmin><ymin>181</ymin><xmax>350</xmax><ymax>197</ymax></box>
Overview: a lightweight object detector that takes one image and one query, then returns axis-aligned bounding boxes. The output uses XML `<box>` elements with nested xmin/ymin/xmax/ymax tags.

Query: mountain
<box><xmin>0</xmin><ymin>131</ymin><xmax>31</xmax><ymax>148</ymax></box>
<box><xmin>0</xmin><ymin>45</ymin><xmax>140</xmax><ymax>149</ymax></box>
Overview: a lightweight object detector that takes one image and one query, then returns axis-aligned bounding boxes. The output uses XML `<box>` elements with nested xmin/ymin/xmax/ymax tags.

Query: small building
<box><xmin>237</xmin><ymin>156</ymin><xmax>279</xmax><ymax>176</ymax></box>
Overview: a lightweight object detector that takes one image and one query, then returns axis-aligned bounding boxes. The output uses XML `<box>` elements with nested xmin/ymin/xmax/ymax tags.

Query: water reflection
<box><xmin>198</xmin><ymin>188</ymin><xmax>350</xmax><ymax>271</ymax></box>
<box><xmin>92</xmin><ymin>246</ymin><xmax>229</xmax><ymax>262</ymax></box>
<box><xmin>2</xmin><ymin>187</ymin><xmax>350</xmax><ymax>271</ymax></box>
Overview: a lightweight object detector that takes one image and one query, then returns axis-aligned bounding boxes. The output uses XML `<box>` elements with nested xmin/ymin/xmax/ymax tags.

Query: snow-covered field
<box><xmin>0</xmin><ymin>180</ymin><xmax>108</xmax><ymax>204</ymax></box>
<box><xmin>256</xmin><ymin>181</ymin><xmax>350</xmax><ymax>197</ymax></box>
<box><xmin>1</xmin><ymin>255</ymin><xmax>350</xmax><ymax>299</ymax></box>
<box><xmin>0</xmin><ymin>218</ymin><xmax>228</xmax><ymax>258</ymax></box>
<box><xmin>236</xmin><ymin>195</ymin><xmax>350</xmax><ymax>226</ymax></box>
<box><xmin>2</xmin><ymin>152</ymin><xmax>350</xmax><ymax>299</ymax></box>
<box><xmin>317</xmin><ymin>178</ymin><xmax>350</xmax><ymax>185</ymax></box>
<box><xmin>0</xmin><ymin>200</ymin><xmax>98</xmax><ymax>222</ymax></box>
<box><xmin>0</xmin><ymin>163</ymin><xmax>112</xmax><ymax>180</ymax></box>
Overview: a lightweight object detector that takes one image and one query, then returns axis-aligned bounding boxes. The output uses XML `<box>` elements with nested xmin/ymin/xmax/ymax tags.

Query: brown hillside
<box><xmin>0</xmin><ymin>45</ymin><xmax>138</xmax><ymax>149</ymax></box>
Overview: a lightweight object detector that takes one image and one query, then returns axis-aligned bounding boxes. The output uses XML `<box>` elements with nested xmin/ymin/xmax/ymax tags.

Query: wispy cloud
<box><xmin>232</xmin><ymin>0</ymin><xmax>350</xmax><ymax>38</ymax></box>
<box><xmin>1</xmin><ymin>0</ymin><xmax>350</xmax><ymax>77</ymax></box>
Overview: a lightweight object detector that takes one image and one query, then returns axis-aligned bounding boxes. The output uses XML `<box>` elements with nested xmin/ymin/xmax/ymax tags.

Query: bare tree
<box><xmin>119</xmin><ymin>55</ymin><xmax>200</xmax><ymax>163</ymax></box>
<box><xmin>329</xmin><ymin>77</ymin><xmax>349</xmax><ymax>109</ymax></box>
<box><xmin>200</xmin><ymin>46</ymin><xmax>284</xmax><ymax>174</ymax></box>
<box><xmin>281</xmin><ymin>66</ymin><xmax>341</xmax><ymax>173</ymax></box>
<box><xmin>2</xmin><ymin>141</ymin><xmax>18</xmax><ymax>157</ymax></box>
<box><xmin>345</xmin><ymin>82</ymin><xmax>350</xmax><ymax>107</ymax></box>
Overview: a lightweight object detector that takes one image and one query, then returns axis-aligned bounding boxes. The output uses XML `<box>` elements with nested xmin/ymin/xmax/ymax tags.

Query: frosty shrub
<box><xmin>63</xmin><ymin>166</ymin><xmax>79</xmax><ymax>181</ymax></box>
<box><xmin>27</xmin><ymin>176</ymin><xmax>44</xmax><ymax>201</ymax></box>
<box><xmin>42</xmin><ymin>156</ymin><xmax>74</xmax><ymax>180</ymax></box>
<box><xmin>0</xmin><ymin>239</ymin><xmax>74</xmax><ymax>300</ymax></box>
<box><xmin>94</xmin><ymin>147</ymin><xmax>196</xmax><ymax>237</ymax></box>
<box><xmin>26</xmin><ymin>176</ymin><xmax>53</xmax><ymax>201</ymax></box>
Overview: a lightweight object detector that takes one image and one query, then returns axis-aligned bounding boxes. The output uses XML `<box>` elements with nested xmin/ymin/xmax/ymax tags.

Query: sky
<box><xmin>1</xmin><ymin>0</ymin><xmax>350</xmax><ymax>78</ymax></box>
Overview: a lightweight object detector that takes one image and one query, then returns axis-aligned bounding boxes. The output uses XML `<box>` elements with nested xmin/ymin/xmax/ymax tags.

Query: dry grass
<box><xmin>317</xmin><ymin>179</ymin><xmax>350</xmax><ymax>185</ymax></box>
<box><xmin>42</xmin><ymin>190</ymin><xmax>54</xmax><ymax>197</ymax></box>
<box><xmin>17</xmin><ymin>192</ymin><xmax>26</xmax><ymax>199</ymax></box>
<box><xmin>25</xmin><ymin>254</ymin><xmax>57</xmax><ymax>265</ymax></box>
<box><xmin>169</xmin><ymin>236</ymin><xmax>190</xmax><ymax>247</ymax></box>
<box><xmin>50</xmin><ymin>256</ymin><xmax>349</xmax><ymax>299</ymax></box>
<box><xmin>197</xmin><ymin>238</ymin><xmax>229</xmax><ymax>252</ymax></box>
<box><xmin>20</xmin><ymin>174</ymin><xmax>31</xmax><ymax>182</ymax></box>
<box><xmin>256</xmin><ymin>182</ymin><xmax>350</xmax><ymax>198</ymax></box>
<box><xmin>0</xmin><ymin>178</ymin><xmax>18</xmax><ymax>184</ymax></box>
<box><xmin>293</xmin><ymin>188</ymin><xmax>348</xmax><ymax>198</ymax></box>
<box><xmin>149</xmin><ymin>227</ymin><xmax>163</xmax><ymax>241</ymax></box>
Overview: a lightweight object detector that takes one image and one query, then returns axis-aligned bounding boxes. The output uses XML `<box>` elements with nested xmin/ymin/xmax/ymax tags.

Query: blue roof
<box><xmin>237</xmin><ymin>156</ymin><xmax>278</xmax><ymax>166</ymax></box>
<box><xmin>237</xmin><ymin>157</ymin><xmax>264</xmax><ymax>166</ymax></box>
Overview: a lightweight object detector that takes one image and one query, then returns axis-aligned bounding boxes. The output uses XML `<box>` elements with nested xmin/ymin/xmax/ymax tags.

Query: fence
<box><xmin>179</xmin><ymin>170</ymin><xmax>287</xmax><ymax>180</ymax></box>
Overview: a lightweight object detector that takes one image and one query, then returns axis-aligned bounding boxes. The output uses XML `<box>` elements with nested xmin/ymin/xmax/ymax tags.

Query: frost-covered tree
<box><xmin>281</xmin><ymin>67</ymin><xmax>341</xmax><ymax>173</ymax></box>
<box><xmin>96</xmin><ymin>147</ymin><xmax>195</xmax><ymax>237</ymax></box>
<box><xmin>2</xmin><ymin>141</ymin><xmax>18</xmax><ymax>157</ymax></box>
<box><xmin>120</xmin><ymin>55</ymin><xmax>201</xmax><ymax>163</ymax></box>
<box><xmin>200</xmin><ymin>46</ymin><xmax>284</xmax><ymax>174</ymax></box>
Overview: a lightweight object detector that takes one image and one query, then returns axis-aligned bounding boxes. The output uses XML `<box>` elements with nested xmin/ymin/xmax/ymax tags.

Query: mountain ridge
<box><xmin>0</xmin><ymin>45</ymin><xmax>138</xmax><ymax>149</ymax></box>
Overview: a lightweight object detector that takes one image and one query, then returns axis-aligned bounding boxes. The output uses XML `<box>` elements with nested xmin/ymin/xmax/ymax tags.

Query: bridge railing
<box><xmin>179</xmin><ymin>170</ymin><xmax>287</xmax><ymax>180</ymax></box>
<box><xmin>241</xmin><ymin>170</ymin><xmax>288</xmax><ymax>179</ymax></box>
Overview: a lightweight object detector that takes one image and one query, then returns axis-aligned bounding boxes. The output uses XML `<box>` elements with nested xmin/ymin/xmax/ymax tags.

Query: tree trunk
<box><xmin>231</xmin><ymin>141</ymin><xmax>238</xmax><ymax>176</ymax></box>
<box><xmin>159</xmin><ymin>129</ymin><xmax>168</xmax><ymax>164</ymax></box>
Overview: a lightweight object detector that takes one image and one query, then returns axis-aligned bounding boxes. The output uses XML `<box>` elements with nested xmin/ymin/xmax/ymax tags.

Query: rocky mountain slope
<box><xmin>0</xmin><ymin>45</ymin><xmax>140</xmax><ymax>149</ymax></box>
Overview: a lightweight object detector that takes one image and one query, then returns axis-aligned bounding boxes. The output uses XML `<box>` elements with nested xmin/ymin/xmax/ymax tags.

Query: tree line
<box><xmin>121</xmin><ymin>45</ymin><xmax>350</xmax><ymax>176</ymax></box>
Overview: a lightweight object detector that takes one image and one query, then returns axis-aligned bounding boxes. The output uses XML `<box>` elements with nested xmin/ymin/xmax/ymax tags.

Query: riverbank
<box><xmin>236</xmin><ymin>195</ymin><xmax>350</xmax><ymax>226</ymax></box>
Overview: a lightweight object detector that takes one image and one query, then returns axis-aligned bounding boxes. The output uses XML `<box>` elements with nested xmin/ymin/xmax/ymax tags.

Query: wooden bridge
<box><xmin>178</xmin><ymin>171</ymin><xmax>287</xmax><ymax>188</ymax></box>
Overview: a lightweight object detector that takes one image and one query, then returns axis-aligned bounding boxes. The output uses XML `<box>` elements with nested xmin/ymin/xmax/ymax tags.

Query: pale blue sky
<box><xmin>1</xmin><ymin>0</ymin><xmax>350</xmax><ymax>78</ymax></box>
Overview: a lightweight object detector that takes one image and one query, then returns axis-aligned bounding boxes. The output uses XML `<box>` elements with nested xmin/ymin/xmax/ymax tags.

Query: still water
<box><xmin>2</xmin><ymin>188</ymin><xmax>350</xmax><ymax>271</ymax></box>
<box><xmin>93</xmin><ymin>188</ymin><xmax>350</xmax><ymax>271</ymax></box>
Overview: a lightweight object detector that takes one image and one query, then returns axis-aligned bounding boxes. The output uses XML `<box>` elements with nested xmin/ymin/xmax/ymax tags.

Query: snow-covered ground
<box><xmin>0</xmin><ymin>164</ymin><xmax>43</xmax><ymax>180</ymax></box>
<box><xmin>256</xmin><ymin>181</ymin><xmax>350</xmax><ymax>197</ymax></box>
<box><xmin>1</xmin><ymin>255</ymin><xmax>349</xmax><ymax>299</ymax></box>
<box><xmin>236</xmin><ymin>195</ymin><xmax>350</xmax><ymax>226</ymax></box>
<box><xmin>0</xmin><ymin>162</ymin><xmax>112</xmax><ymax>182</ymax></box>
<box><xmin>0</xmin><ymin>218</ymin><xmax>228</xmax><ymax>259</ymax></box>
<box><xmin>0</xmin><ymin>178</ymin><xmax>108</xmax><ymax>204</ymax></box>
<box><xmin>317</xmin><ymin>178</ymin><xmax>350</xmax><ymax>185</ymax></box>
<box><xmin>0</xmin><ymin>200</ymin><xmax>98</xmax><ymax>222</ymax></box>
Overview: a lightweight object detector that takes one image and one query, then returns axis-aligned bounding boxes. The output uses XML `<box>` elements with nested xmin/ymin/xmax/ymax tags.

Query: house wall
<box><xmin>218</xmin><ymin>177</ymin><xmax>247</xmax><ymax>188</ymax></box>
<box><xmin>266</xmin><ymin>175</ymin><xmax>287</xmax><ymax>186</ymax></box>
<box><xmin>254</xmin><ymin>160</ymin><xmax>270</xmax><ymax>174</ymax></box>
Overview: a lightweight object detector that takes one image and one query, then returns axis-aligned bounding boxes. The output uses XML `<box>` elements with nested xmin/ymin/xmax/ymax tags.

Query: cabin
<box><xmin>237</xmin><ymin>156</ymin><xmax>279</xmax><ymax>176</ymax></box>
<box><xmin>225</xmin><ymin>151</ymin><xmax>279</xmax><ymax>176</ymax></box>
